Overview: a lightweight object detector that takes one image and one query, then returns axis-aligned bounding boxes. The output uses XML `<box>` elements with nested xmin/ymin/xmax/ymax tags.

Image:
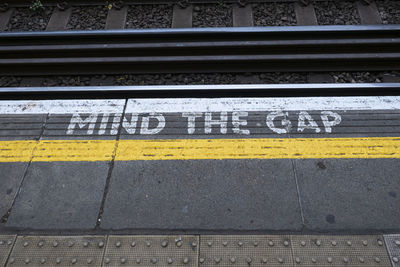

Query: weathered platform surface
<box><xmin>0</xmin><ymin>92</ymin><xmax>399</xmax><ymax>265</ymax></box>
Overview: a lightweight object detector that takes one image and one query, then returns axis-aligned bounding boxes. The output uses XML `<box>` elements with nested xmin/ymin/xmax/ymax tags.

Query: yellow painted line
<box><xmin>0</xmin><ymin>137</ymin><xmax>399</xmax><ymax>162</ymax></box>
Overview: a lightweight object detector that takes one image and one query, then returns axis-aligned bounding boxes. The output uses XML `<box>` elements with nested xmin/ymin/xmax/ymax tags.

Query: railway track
<box><xmin>0</xmin><ymin>0</ymin><xmax>398</xmax><ymax>92</ymax></box>
<box><xmin>0</xmin><ymin>25</ymin><xmax>399</xmax><ymax>75</ymax></box>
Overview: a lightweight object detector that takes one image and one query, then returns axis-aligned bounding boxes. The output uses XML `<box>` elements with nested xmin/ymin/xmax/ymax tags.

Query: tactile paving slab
<box><xmin>103</xmin><ymin>235</ymin><xmax>198</xmax><ymax>266</ymax></box>
<box><xmin>384</xmin><ymin>234</ymin><xmax>400</xmax><ymax>267</ymax></box>
<box><xmin>0</xmin><ymin>235</ymin><xmax>16</xmax><ymax>266</ymax></box>
<box><xmin>7</xmin><ymin>235</ymin><xmax>106</xmax><ymax>266</ymax></box>
<box><xmin>291</xmin><ymin>235</ymin><xmax>391</xmax><ymax>266</ymax></box>
<box><xmin>199</xmin><ymin>235</ymin><xmax>293</xmax><ymax>266</ymax></box>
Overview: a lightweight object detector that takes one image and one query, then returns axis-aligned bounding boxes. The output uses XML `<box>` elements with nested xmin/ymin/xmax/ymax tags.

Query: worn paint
<box><xmin>0</xmin><ymin>100</ymin><xmax>124</xmax><ymax>114</ymax></box>
<box><xmin>66</xmin><ymin>111</ymin><xmax>342</xmax><ymax>135</ymax></box>
<box><xmin>1</xmin><ymin>97</ymin><xmax>400</xmax><ymax>115</ymax></box>
<box><xmin>0</xmin><ymin>137</ymin><xmax>399</xmax><ymax>162</ymax></box>
<box><xmin>126</xmin><ymin>96</ymin><xmax>400</xmax><ymax>113</ymax></box>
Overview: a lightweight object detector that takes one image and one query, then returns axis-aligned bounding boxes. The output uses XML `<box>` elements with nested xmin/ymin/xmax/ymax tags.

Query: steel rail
<box><xmin>0</xmin><ymin>83</ymin><xmax>399</xmax><ymax>99</ymax></box>
<box><xmin>0</xmin><ymin>25</ymin><xmax>399</xmax><ymax>75</ymax></box>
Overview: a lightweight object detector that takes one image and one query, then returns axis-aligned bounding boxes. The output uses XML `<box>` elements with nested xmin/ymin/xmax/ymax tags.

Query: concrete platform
<box><xmin>0</xmin><ymin>94</ymin><xmax>399</xmax><ymax>237</ymax></box>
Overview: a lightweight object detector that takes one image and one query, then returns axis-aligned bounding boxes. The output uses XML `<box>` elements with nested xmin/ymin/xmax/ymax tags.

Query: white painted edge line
<box><xmin>0</xmin><ymin>96</ymin><xmax>400</xmax><ymax>114</ymax></box>
<box><xmin>0</xmin><ymin>100</ymin><xmax>125</xmax><ymax>114</ymax></box>
<box><xmin>126</xmin><ymin>96</ymin><xmax>400</xmax><ymax>113</ymax></box>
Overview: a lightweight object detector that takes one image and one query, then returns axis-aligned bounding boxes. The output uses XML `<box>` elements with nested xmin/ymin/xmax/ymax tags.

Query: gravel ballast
<box><xmin>114</xmin><ymin>73</ymin><xmax>308</xmax><ymax>86</ymax></box>
<box><xmin>0</xmin><ymin>76</ymin><xmax>21</xmax><ymax>87</ymax></box>
<box><xmin>0</xmin><ymin>72</ymin><xmax>398</xmax><ymax>87</ymax></box>
<box><xmin>67</xmin><ymin>6</ymin><xmax>107</xmax><ymax>30</ymax></box>
<box><xmin>331</xmin><ymin>72</ymin><xmax>384</xmax><ymax>83</ymax></box>
<box><xmin>376</xmin><ymin>0</ymin><xmax>400</xmax><ymax>24</ymax></box>
<box><xmin>253</xmin><ymin>3</ymin><xmax>296</xmax><ymax>26</ymax></box>
<box><xmin>192</xmin><ymin>4</ymin><xmax>233</xmax><ymax>27</ymax></box>
<box><xmin>5</xmin><ymin>7</ymin><xmax>53</xmax><ymax>31</ymax></box>
<box><xmin>42</xmin><ymin>76</ymin><xmax>92</xmax><ymax>86</ymax></box>
<box><xmin>126</xmin><ymin>4</ymin><xmax>172</xmax><ymax>29</ymax></box>
<box><xmin>314</xmin><ymin>1</ymin><xmax>361</xmax><ymax>25</ymax></box>
<box><xmin>331</xmin><ymin>71</ymin><xmax>400</xmax><ymax>83</ymax></box>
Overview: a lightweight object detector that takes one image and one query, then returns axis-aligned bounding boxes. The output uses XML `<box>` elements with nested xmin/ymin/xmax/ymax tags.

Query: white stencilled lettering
<box><xmin>205</xmin><ymin>112</ymin><xmax>228</xmax><ymax>134</ymax></box>
<box><xmin>266</xmin><ymin>111</ymin><xmax>292</xmax><ymax>134</ymax></box>
<box><xmin>140</xmin><ymin>113</ymin><xmax>166</xmax><ymax>135</ymax></box>
<box><xmin>182</xmin><ymin>112</ymin><xmax>202</xmax><ymax>134</ymax></box>
<box><xmin>67</xmin><ymin>113</ymin><xmax>98</xmax><ymax>135</ymax></box>
<box><xmin>122</xmin><ymin>114</ymin><xmax>139</xmax><ymax>134</ymax></box>
<box><xmin>298</xmin><ymin>111</ymin><xmax>321</xmax><ymax>133</ymax></box>
<box><xmin>321</xmin><ymin>111</ymin><xmax>342</xmax><ymax>133</ymax></box>
<box><xmin>232</xmin><ymin>111</ymin><xmax>250</xmax><ymax>135</ymax></box>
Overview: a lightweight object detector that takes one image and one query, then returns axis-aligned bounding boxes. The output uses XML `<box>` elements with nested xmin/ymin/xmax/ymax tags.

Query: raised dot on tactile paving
<box><xmin>284</xmin><ymin>241</ymin><xmax>289</xmax><ymax>246</ymax></box>
<box><xmin>40</xmin><ymin>258</ymin><xmax>46</xmax><ymax>264</ymax></box>
<box><xmin>87</xmin><ymin>258</ymin><xmax>93</xmax><ymax>264</ymax></box>
<box><xmin>238</xmin><ymin>241</ymin><xmax>243</xmax><ymax>247</ymax></box>
<box><xmin>199</xmin><ymin>258</ymin><xmax>205</xmax><ymax>263</ymax></box>
<box><xmin>71</xmin><ymin>258</ymin><xmax>77</xmax><ymax>264</ymax></box>
<box><xmin>23</xmin><ymin>241</ymin><xmax>29</xmax><ymax>247</ymax></box>
<box><xmin>268</xmin><ymin>241</ymin><xmax>274</xmax><ymax>246</ymax></box>
<box><xmin>176</xmin><ymin>241</ymin><xmax>182</xmax><ymax>247</ymax></box>
<box><xmin>161</xmin><ymin>240</ymin><xmax>168</xmax><ymax>247</ymax></box>
<box><xmin>375</xmin><ymin>257</ymin><xmax>380</xmax><ymax>263</ymax></box>
<box><xmin>222</xmin><ymin>241</ymin><xmax>228</xmax><ymax>246</ymax></box>
<box><xmin>192</xmin><ymin>241</ymin><xmax>197</xmax><ymax>247</ymax></box>
<box><xmin>261</xmin><ymin>257</ymin><xmax>268</xmax><ymax>263</ymax></box>
<box><xmin>37</xmin><ymin>241</ymin><xmax>44</xmax><ymax>247</ymax></box>
<box><xmin>395</xmin><ymin>240</ymin><xmax>400</xmax><ymax>246</ymax></box>
<box><xmin>53</xmin><ymin>241</ymin><xmax>58</xmax><ymax>247</ymax></box>
<box><xmin>346</xmin><ymin>241</ymin><xmax>352</xmax><ymax>246</ymax></box>
<box><xmin>167</xmin><ymin>257</ymin><xmax>173</xmax><ymax>264</ymax></box>
<box><xmin>253</xmin><ymin>241</ymin><xmax>258</xmax><ymax>247</ymax></box>
<box><xmin>230</xmin><ymin>257</ymin><xmax>236</xmax><ymax>263</ymax></box>
<box><xmin>311</xmin><ymin>257</ymin><xmax>317</xmax><ymax>263</ymax></box>
<box><xmin>131</xmin><ymin>241</ymin><xmax>136</xmax><ymax>247</ymax></box>
<box><xmin>214</xmin><ymin>257</ymin><xmax>221</xmax><ymax>263</ymax></box>
<box><xmin>343</xmin><ymin>257</ymin><xmax>349</xmax><ymax>263</ymax></box>
<box><xmin>316</xmin><ymin>240</ymin><xmax>321</xmax><ymax>246</ymax></box>
<box><xmin>7</xmin><ymin>240</ymin><xmax>12</xmax><ymax>245</ymax></box>
<box><xmin>393</xmin><ymin>257</ymin><xmax>399</xmax><ymax>263</ymax></box>
<box><xmin>9</xmin><ymin>257</ymin><xmax>15</xmax><ymax>264</ymax></box>
<box><xmin>136</xmin><ymin>258</ymin><xmax>141</xmax><ymax>264</ymax></box>
<box><xmin>359</xmin><ymin>257</ymin><xmax>365</xmax><ymax>263</ymax></box>
<box><xmin>207</xmin><ymin>241</ymin><xmax>213</xmax><ymax>247</ymax></box>
<box><xmin>98</xmin><ymin>241</ymin><xmax>104</xmax><ymax>248</ymax></box>
<box><xmin>104</xmin><ymin>258</ymin><xmax>110</xmax><ymax>264</ymax></box>
<box><xmin>331</xmin><ymin>241</ymin><xmax>337</xmax><ymax>246</ymax></box>
<box><xmin>0</xmin><ymin>240</ymin><xmax>3</xmax><ymax>245</ymax></box>
<box><xmin>24</xmin><ymin>258</ymin><xmax>30</xmax><ymax>264</ymax></box>
<box><xmin>362</xmin><ymin>240</ymin><xmax>368</xmax><ymax>246</ymax></box>
<box><xmin>183</xmin><ymin>257</ymin><xmax>189</xmax><ymax>264</ymax></box>
<box><xmin>115</xmin><ymin>241</ymin><xmax>121</xmax><ymax>247</ymax></box>
<box><xmin>151</xmin><ymin>258</ymin><xmax>158</xmax><ymax>264</ymax></box>
<box><xmin>377</xmin><ymin>240</ymin><xmax>383</xmax><ymax>246</ymax></box>
<box><xmin>278</xmin><ymin>258</ymin><xmax>283</xmax><ymax>263</ymax></box>
<box><xmin>56</xmin><ymin>257</ymin><xmax>62</xmax><ymax>264</ymax></box>
<box><xmin>327</xmin><ymin>257</ymin><xmax>332</xmax><ymax>263</ymax></box>
<box><xmin>246</xmin><ymin>257</ymin><xmax>252</xmax><ymax>263</ymax></box>
<box><xmin>295</xmin><ymin>257</ymin><xmax>301</xmax><ymax>263</ymax></box>
<box><xmin>68</xmin><ymin>241</ymin><xmax>74</xmax><ymax>247</ymax></box>
<box><xmin>83</xmin><ymin>241</ymin><xmax>89</xmax><ymax>247</ymax></box>
<box><xmin>301</xmin><ymin>241</ymin><xmax>306</xmax><ymax>246</ymax></box>
<box><xmin>120</xmin><ymin>257</ymin><xmax>126</xmax><ymax>264</ymax></box>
